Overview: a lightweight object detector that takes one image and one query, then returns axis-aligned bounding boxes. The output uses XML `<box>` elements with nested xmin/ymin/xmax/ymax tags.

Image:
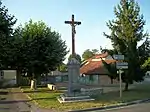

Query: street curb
<box><xmin>69</xmin><ymin>99</ymin><xmax>150</xmax><ymax>112</ymax></box>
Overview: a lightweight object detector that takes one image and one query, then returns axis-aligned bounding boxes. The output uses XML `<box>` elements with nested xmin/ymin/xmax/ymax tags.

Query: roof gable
<box><xmin>80</xmin><ymin>52</ymin><xmax>116</xmax><ymax>75</ymax></box>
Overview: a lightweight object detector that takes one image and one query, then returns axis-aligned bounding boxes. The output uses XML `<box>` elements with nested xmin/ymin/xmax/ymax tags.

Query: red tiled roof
<box><xmin>80</xmin><ymin>56</ymin><xmax>116</xmax><ymax>75</ymax></box>
<box><xmin>80</xmin><ymin>61</ymin><xmax>105</xmax><ymax>75</ymax></box>
<box><xmin>85</xmin><ymin>52</ymin><xmax>108</xmax><ymax>62</ymax></box>
<box><xmin>93</xmin><ymin>52</ymin><xmax>108</xmax><ymax>59</ymax></box>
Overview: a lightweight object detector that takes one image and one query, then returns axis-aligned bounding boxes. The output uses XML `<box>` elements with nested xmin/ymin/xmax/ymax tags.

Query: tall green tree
<box><xmin>57</xmin><ymin>63</ymin><xmax>67</xmax><ymax>72</ymax></box>
<box><xmin>0</xmin><ymin>1</ymin><xmax>17</xmax><ymax>69</ymax></box>
<box><xmin>92</xmin><ymin>49</ymin><xmax>99</xmax><ymax>54</ymax></box>
<box><xmin>82</xmin><ymin>49</ymin><xmax>94</xmax><ymax>60</ymax></box>
<box><xmin>139</xmin><ymin>38</ymin><xmax>150</xmax><ymax>69</ymax></box>
<box><xmin>82</xmin><ymin>49</ymin><xmax>99</xmax><ymax>61</ymax></box>
<box><xmin>100</xmin><ymin>49</ymin><xmax>118</xmax><ymax>84</ymax></box>
<box><xmin>142</xmin><ymin>57</ymin><xmax>150</xmax><ymax>70</ymax></box>
<box><xmin>14</xmin><ymin>20</ymin><xmax>68</xmax><ymax>87</ymax></box>
<box><xmin>0</xmin><ymin>1</ymin><xmax>16</xmax><ymax>36</ymax></box>
<box><xmin>104</xmin><ymin>0</ymin><xmax>149</xmax><ymax>90</ymax></box>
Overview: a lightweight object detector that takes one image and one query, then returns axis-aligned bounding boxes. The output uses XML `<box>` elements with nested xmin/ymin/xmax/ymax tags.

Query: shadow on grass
<box><xmin>91</xmin><ymin>83</ymin><xmax>150</xmax><ymax>103</ymax></box>
<box><xmin>0</xmin><ymin>91</ymin><xmax>8</xmax><ymax>95</ymax></box>
<box><xmin>0</xmin><ymin>85</ymin><xmax>18</xmax><ymax>89</ymax></box>
<box><xmin>22</xmin><ymin>89</ymin><xmax>51</xmax><ymax>93</ymax></box>
<box><xmin>22</xmin><ymin>88</ymin><xmax>63</xmax><ymax>94</ymax></box>
<box><xmin>0</xmin><ymin>97</ymin><xmax>55</xmax><ymax>104</ymax></box>
<box><xmin>0</xmin><ymin>107</ymin><xmax>10</xmax><ymax>110</ymax></box>
<box><xmin>32</xmin><ymin>97</ymin><xmax>56</xmax><ymax>101</ymax></box>
<box><xmin>0</xmin><ymin>98</ymin><xmax>6</xmax><ymax>100</ymax></box>
<box><xmin>10</xmin><ymin>91</ymin><xmax>24</xmax><ymax>94</ymax></box>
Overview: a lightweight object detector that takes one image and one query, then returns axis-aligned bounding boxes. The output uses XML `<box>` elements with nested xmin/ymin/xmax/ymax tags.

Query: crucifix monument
<box><xmin>65</xmin><ymin>14</ymin><xmax>81</xmax><ymax>56</ymax></box>
<box><xmin>58</xmin><ymin>15</ymin><xmax>95</xmax><ymax>102</ymax></box>
<box><xmin>65</xmin><ymin>15</ymin><xmax>81</xmax><ymax>96</ymax></box>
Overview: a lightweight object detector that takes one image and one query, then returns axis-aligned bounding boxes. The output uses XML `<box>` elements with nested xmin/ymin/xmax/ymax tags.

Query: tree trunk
<box><xmin>16</xmin><ymin>70</ymin><xmax>21</xmax><ymax>87</ymax></box>
<box><xmin>46</xmin><ymin>73</ymin><xmax>48</xmax><ymax>81</ymax></box>
<box><xmin>28</xmin><ymin>77</ymin><xmax>31</xmax><ymax>86</ymax></box>
<box><xmin>111</xmin><ymin>78</ymin><xmax>113</xmax><ymax>84</ymax></box>
<box><xmin>36</xmin><ymin>74</ymin><xmax>41</xmax><ymax>85</ymax></box>
<box><xmin>124</xmin><ymin>82</ymin><xmax>129</xmax><ymax>91</ymax></box>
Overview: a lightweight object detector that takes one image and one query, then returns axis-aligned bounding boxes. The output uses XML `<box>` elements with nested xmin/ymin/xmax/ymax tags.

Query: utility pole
<box><xmin>117</xmin><ymin>69</ymin><xmax>124</xmax><ymax>98</ymax></box>
<box><xmin>65</xmin><ymin>14</ymin><xmax>81</xmax><ymax>57</ymax></box>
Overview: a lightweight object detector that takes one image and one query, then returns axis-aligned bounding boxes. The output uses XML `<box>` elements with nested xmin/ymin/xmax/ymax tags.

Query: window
<box><xmin>0</xmin><ymin>71</ymin><xmax>4</xmax><ymax>79</ymax></box>
<box><xmin>89</xmin><ymin>75</ymin><xmax>94</xmax><ymax>81</ymax></box>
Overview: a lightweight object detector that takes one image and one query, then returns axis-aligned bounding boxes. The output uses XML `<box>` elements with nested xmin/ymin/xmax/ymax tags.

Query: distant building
<box><xmin>43</xmin><ymin>52</ymin><xmax>119</xmax><ymax>85</ymax></box>
<box><xmin>0</xmin><ymin>70</ymin><xmax>16</xmax><ymax>86</ymax></box>
<box><xmin>80</xmin><ymin>52</ymin><xmax>118</xmax><ymax>85</ymax></box>
<box><xmin>146</xmin><ymin>71</ymin><xmax>150</xmax><ymax>76</ymax></box>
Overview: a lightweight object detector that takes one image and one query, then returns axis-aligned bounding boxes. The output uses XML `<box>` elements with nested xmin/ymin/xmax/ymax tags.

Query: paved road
<box><xmin>0</xmin><ymin>88</ymin><xmax>28</xmax><ymax>112</ymax></box>
<box><xmin>0</xmin><ymin>88</ymin><xmax>56</xmax><ymax>112</ymax></box>
<box><xmin>96</xmin><ymin>102</ymin><xmax>150</xmax><ymax>112</ymax></box>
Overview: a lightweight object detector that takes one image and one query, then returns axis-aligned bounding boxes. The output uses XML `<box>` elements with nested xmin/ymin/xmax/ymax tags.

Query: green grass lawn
<box><xmin>0</xmin><ymin>89</ymin><xmax>10</xmax><ymax>112</ymax></box>
<box><xmin>0</xmin><ymin>89</ymin><xmax>9</xmax><ymax>100</ymax></box>
<box><xmin>21</xmin><ymin>83</ymin><xmax>150</xmax><ymax>111</ymax></box>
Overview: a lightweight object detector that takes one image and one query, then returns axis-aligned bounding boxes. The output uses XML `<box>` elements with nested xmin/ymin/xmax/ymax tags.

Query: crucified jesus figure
<box><xmin>65</xmin><ymin>15</ymin><xmax>81</xmax><ymax>56</ymax></box>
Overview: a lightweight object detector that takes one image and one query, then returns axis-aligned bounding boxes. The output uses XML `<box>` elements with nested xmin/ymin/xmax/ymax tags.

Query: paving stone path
<box><xmin>0</xmin><ymin>88</ymin><xmax>56</xmax><ymax>112</ymax></box>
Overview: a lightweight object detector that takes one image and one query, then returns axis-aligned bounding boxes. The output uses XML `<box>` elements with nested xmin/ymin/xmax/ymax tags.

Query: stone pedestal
<box><xmin>57</xmin><ymin>58</ymin><xmax>95</xmax><ymax>103</ymax></box>
<box><xmin>67</xmin><ymin>58</ymin><xmax>80</xmax><ymax>96</ymax></box>
<box><xmin>57</xmin><ymin>94</ymin><xmax>95</xmax><ymax>103</ymax></box>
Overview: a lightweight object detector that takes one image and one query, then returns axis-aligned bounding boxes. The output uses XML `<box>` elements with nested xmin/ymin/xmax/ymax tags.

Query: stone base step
<box><xmin>57</xmin><ymin>94</ymin><xmax>95</xmax><ymax>103</ymax></box>
<box><xmin>57</xmin><ymin>97</ymin><xmax>95</xmax><ymax>103</ymax></box>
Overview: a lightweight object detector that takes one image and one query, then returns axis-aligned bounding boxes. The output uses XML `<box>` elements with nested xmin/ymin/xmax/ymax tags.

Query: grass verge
<box><xmin>21</xmin><ymin>83</ymin><xmax>150</xmax><ymax>111</ymax></box>
<box><xmin>0</xmin><ymin>89</ymin><xmax>9</xmax><ymax>100</ymax></box>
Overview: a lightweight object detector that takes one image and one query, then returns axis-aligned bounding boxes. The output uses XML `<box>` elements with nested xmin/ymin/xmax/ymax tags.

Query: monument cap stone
<box><xmin>67</xmin><ymin>58</ymin><xmax>80</xmax><ymax>65</ymax></box>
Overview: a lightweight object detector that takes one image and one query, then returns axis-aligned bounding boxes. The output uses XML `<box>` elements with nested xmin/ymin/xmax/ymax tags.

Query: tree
<box><xmin>82</xmin><ymin>49</ymin><xmax>94</xmax><ymax>60</ymax></box>
<box><xmin>92</xmin><ymin>49</ymin><xmax>99</xmax><ymax>54</ymax></box>
<box><xmin>100</xmin><ymin>49</ymin><xmax>118</xmax><ymax>84</ymax></box>
<box><xmin>14</xmin><ymin>20</ymin><xmax>68</xmax><ymax>88</ymax></box>
<box><xmin>0</xmin><ymin>1</ymin><xmax>16</xmax><ymax>36</ymax></box>
<box><xmin>68</xmin><ymin>54</ymin><xmax>82</xmax><ymax>64</ymax></box>
<box><xmin>0</xmin><ymin>1</ymin><xmax>17</xmax><ymax>69</ymax></box>
<box><xmin>104</xmin><ymin>0</ymin><xmax>149</xmax><ymax>90</ymax></box>
<box><xmin>139</xmin><ymin>38</ymin><xmax>150</xmax><ymax>70</ymax></box>
<box><xmin>142</xmin><ymin>57</ymin><xmax>150</xmax><ymax>70</ymax></box>
<box><xmin>58</xmin><ymin>63</ymin><xmax>67</xmax><ymax>72</ymax></box>
<box><xmin>82</xmin><ymin>49</ymin><xmax>99</xmax><ymax>61</ymax></box>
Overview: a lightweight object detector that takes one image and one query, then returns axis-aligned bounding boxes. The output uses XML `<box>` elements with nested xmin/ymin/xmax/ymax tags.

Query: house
<box><xmin>50</xmin><ymin>70</ymin><xmax>68</xmax><ymax>82</ymax></box>
<box><xmin>0</xmin><ymin>70</ymin><xmax>16</xmax><ymax>87</ymax></box>
<box><xmin>41</xmin><ymin>70</ymin><xmax>68</xmax><ymax>85</ymax></box>
<box><xmin>79</xmin><ymin>52</ymin><xmax>118</xmax><ymax>85</ymax></box>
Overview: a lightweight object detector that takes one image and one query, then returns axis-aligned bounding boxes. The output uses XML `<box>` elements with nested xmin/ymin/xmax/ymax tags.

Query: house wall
<box><xmin>77</xmin><ymin>74</ymin><xmax>119</xmax><ymax>85</ymax></box>
<box><xmin>55</xmin><ymin>75</ymin><xmax>68</xmax><ymax>82</ymax></box>
<box><xmin>98</xmin><ymin>75</ymin><xmax>119</xmax><ymax>85</ymax></box>
<box><xmin>3</xmin><ymin>70</ymin><xmax>16</xmax><ymax>80</ymax></box>
<box><xmin>45</xmin><ymin>69</ymin><xmax>119</xmax><ymax>86</ymax></box>
<box><xmin>0</xmin><ymin>71</ymin><xmax>4</xmax><ymax>80</ymax></box>
<box><xmin>41</xmin><ymin>75</ymin><xmax>68</xmax><ymax>85</ymax></box>
<box><xmin>41</xmin><ymin>74</ymin><xmax>119</xmax><ymax>86</ymax></box>
<box><xmin>0</xmin><ymin>70</ymin><xmax>17</xmax><ymax>87</ymax></box>
<box><xmin>50</xmin><ymin>71</ymin><xmax>68</xmax><ymax>76</ymax></box>
<box><xmin>78</xmin><ymin>75</ymin><xmax>99</xmax><ymax>85</ymax></box>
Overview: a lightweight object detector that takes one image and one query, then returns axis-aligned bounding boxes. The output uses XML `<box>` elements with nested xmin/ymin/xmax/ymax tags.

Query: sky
<box><xmin>2</xmin><ymin>0</ymin><xmax>150</xmax><ymax>62</ymax></box>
